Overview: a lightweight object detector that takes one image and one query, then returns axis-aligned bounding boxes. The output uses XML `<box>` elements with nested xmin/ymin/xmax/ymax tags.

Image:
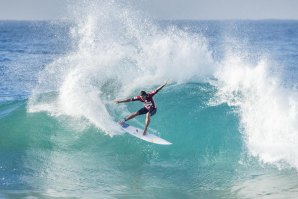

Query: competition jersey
<box><xmin>131</xmin><ymin>90</ymin><xmax>157</xmax><ymax>110</ymax></box>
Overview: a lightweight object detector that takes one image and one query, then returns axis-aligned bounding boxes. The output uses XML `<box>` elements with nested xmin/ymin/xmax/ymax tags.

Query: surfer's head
<box><xmin>140</xmin><ymin>91</ymin><xmax>147</xmax><ymax>99</ymax></box>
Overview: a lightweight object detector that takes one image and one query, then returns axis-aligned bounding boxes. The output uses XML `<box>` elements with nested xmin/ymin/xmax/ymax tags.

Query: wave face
<box><xmin>28</xmin><ymin>1</ymin><xmax>216</xmax><ymax>136</ymax></box>
<box><xmin>1</xmin><ymin>1</ymin><xmax>298</xmax><ymax>198</ymax></box>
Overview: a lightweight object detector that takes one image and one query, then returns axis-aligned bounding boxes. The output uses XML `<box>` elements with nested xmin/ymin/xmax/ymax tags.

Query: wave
<box><xmin>28</xmin><ymin>0</ymin><xmax>215</xmax><ymax>135</ymax></box>
<box><xmin>25</xmin><ymin>0</ymin><xmax>298</xmax><ymax>170</ymax></box>
<box><xmin>213</xmin><ymin>54</ymin><xmax>298</xmax><ymax>169</ymax></box>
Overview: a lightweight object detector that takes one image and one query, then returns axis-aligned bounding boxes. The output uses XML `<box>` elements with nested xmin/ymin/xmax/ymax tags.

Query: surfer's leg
<box><xmin>124</xmin><ymin>111</ymin><xmax>139</xmax><ymax>121</ymax></box>
<box><xmin>149</xmin><ymin>108</ymin><xmax>157</xmax><ymax>116</ymax></box>
<box><xmin>123</xmin><ymin>107</ymin><xmax>148</xmax><ymax>122</ymax></box>
<box><xmin>143</xmin><ymin>112</ymin><xmax>150</xmax><ymax>135</ymax></box>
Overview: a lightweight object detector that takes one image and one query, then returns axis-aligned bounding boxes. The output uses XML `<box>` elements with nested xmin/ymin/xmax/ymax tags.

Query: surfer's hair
<box><xmin>140</xmin><ymin>91</ymin><xmax>147</xmax><ymax>96</ymax></box>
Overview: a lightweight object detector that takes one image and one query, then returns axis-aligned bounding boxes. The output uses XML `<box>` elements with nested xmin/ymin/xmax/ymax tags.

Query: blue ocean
<box><xmin>1</xmin><ymin>2</ymin><xmax>298</xmax><ymax>199</ymax></box>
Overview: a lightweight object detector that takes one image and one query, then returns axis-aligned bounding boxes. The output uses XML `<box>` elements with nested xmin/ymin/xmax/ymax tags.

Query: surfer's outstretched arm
<box><xmin>155</xmin><ymin>82</ymin><xmax>167</xmax><ymax>94</ymax></box>
<box><xmin>114</xmin><ymin>98</ymin><xmax>132</xmax><ymax>104</ymax></box>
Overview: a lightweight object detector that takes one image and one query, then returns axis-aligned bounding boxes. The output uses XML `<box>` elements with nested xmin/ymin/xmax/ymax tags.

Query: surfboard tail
<box><xmin>118</xmin><ymin>122</ymin><xmax>172</xmax><ymax>145</ymax></box>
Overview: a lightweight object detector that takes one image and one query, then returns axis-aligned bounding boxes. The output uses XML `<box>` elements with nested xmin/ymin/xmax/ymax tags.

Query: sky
<box><xmin>0</xmin><ymin>0</ymin><xmax>298</xmax><ymax>20</ymax></box>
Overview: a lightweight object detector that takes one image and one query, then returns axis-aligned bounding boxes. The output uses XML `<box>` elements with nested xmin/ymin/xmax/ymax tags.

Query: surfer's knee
<box><xmin>134</xmin><ymin>111</ymin><xmax>139</xmax><ymax>116</ymax></box>
<box><xmin>146</xmin><ymin>113</ymin><xmax>150</xmax><ymax>122</ymax></box>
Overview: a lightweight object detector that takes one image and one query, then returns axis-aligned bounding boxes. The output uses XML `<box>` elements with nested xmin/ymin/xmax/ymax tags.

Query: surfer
<box><xmin>115</xmin><ymin>82</ymin><xmax>167</xmax><ymax>135</ymax></box>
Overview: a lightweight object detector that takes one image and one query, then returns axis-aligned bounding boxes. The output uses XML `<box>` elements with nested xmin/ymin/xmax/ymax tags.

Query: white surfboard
<box><xmin>119</xmin><ymin>122</ymin><xmax>172</xmax><ymax>145</ymax></box>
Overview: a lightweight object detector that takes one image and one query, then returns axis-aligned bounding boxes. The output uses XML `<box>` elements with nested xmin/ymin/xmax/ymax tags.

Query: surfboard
<box><xmin>119</xmin><ymin>122</ymin><xmax>172</xmax><ymax>145</ymax></box>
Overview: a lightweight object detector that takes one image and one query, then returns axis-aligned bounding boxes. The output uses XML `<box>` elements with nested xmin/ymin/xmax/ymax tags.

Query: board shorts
<box><xmin>137</xmin><ymin>107</ymin><xmax>157</xmax><ymax>116</ymax></box>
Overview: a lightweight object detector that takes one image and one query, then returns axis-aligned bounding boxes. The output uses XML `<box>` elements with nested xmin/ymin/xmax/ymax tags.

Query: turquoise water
<box><xmin>1</xmin><ymin>84</ymin><xmax>243</xmax><ymax>198</ymax></box>
<box><xmin>1</xmin><ymin>1</ymin><xmax>298</xmax><ymax>198</ymax></box>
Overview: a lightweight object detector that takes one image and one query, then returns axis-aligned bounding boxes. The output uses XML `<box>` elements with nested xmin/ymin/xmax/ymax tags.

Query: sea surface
<box><xmin>1</xmin><ymin>2</ymin><xmax>298</xmax><ymax>199</ymax></box>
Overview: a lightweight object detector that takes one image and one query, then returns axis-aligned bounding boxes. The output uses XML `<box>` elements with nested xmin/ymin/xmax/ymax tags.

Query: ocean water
<box><xmin>1</xmin><ymin>2</ymin><xmax>298</xmax><ymax>199</ymax></box>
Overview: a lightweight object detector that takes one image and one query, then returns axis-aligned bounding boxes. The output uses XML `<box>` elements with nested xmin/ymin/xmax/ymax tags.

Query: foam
<box><xmin>28</xmin><ymin>0</ymin><xmax>215</xmax><ymax>136</ymax></box>
<box><xmin>27</xmin><ymin>0</ymin><xmax>298</xmax><ymax>170</ymax></box>
<box><xmin>214</xmin><ymin>54</ymin><xmax>298</xmax><ymax>169</ymax></box>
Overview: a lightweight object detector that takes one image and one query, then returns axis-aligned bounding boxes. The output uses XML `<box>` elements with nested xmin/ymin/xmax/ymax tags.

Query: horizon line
<box><xmin>1</xmin><ymin>18</ymin><xmax>298</xmax><ymax>22</ymax></box>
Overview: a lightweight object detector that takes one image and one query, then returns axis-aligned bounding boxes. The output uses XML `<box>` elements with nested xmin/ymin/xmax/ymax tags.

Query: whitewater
<box><xmin>1</xmin><ymin>1</ymin><xmax>298</xmax><ymax>198</ymax></box>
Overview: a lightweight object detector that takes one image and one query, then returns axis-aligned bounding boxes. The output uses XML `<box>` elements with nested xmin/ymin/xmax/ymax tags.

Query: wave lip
<box><xmin>25</xmin><ymin>0</ymin><xmax>298</xmax><ymax>171</ymax></box>
<box><xmin>28</xmin><ymin>0</ymin><xmax>215</xmax><ymax>136</ymax></box>
<box><xmin>214</xmin><ymin>55</ymin><xmax>298</xmax><ymax>169</ymax></box>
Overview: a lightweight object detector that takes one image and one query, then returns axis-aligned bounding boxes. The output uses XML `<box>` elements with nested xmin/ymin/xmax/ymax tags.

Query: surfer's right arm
<box><xmin>114</xmin><ymin>98</ymin><xmax>132</xmax><ymax>104</ymax></box>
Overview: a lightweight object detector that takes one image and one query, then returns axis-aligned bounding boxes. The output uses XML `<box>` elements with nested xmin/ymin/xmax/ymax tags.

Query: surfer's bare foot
<box><xmin>143</xmin><ymin>131</ymin><xmax>147</xmax><ymax>135</ymax></box>
<box><xmin>118</xmin><ymin>120</ymin><xmax>125</xmax><ymax>125</ymax></box>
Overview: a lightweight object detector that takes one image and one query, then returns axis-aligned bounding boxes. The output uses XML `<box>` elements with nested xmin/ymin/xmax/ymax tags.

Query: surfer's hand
<box><xmin>114</xmin><ymin>100</ymin><xmax>120</xmax><ymax>104</ymax></box>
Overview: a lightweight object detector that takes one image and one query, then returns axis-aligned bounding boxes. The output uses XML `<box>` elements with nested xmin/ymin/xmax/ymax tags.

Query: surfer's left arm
<box><xmin>154</xmin><ymin>82</ymin><xmax>167</xmax><ymax>94</ymax></box>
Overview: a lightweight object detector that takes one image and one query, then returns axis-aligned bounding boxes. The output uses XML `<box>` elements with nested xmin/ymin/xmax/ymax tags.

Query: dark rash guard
<box><xmin>131</xmin><ymin>90</ymin><xmax>157</xmax><ymax>110</ymax></box>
